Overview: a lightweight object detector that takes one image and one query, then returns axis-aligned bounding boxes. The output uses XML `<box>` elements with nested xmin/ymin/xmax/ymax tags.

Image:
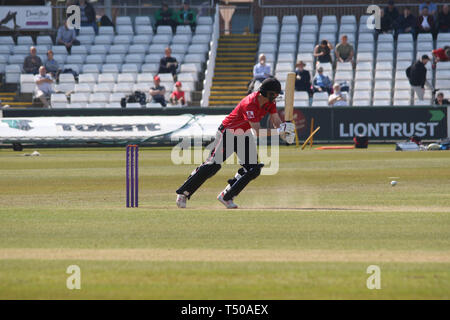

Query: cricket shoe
<box><xmin>217</xmin><ymin>192</ymin><xmax>238</xmax><ymax>209</ymax></box>
<box><xmin>176</xmin><ymin>194</ymin><xmax>187</xmax><ymax>208</ymax></box>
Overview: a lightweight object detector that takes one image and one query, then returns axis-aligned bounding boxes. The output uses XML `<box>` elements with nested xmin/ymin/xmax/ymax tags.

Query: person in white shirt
<box><xmin>249</xmin><ymin>53</ymin><xmax>271</xmax><ymax>93</ymax></box>
<box><xmin>417</xmin><ymin>6</ymin><xmax>435</xmax><ymax>33</ymax></box>
<box><xmin>328</xmin><ymin>83</ymin><xmax>349</xmax><ymax>106</ymax></box>
<box><xmin>253</xmin><ymin>54</ymin><xmax>271</xmax><ymax>83</ymax></box>
<box><xmin>34</xmin><ymin>66</ymin><xmax>54</xmax><ymax>108</ymax></box>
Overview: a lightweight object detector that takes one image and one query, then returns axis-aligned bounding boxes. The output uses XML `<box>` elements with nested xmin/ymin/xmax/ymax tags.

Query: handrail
<box><xmin>200</xmin><ymin>3</ymin><xmax>219</xmax><ymax>107</ymax></box>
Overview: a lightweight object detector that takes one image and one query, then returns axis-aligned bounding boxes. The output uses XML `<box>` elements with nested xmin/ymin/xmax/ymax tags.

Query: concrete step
<box><xmin>212</xmin><ymin>80</ymin><xmax>250</xmax><ymax>85</ymax></box>
<box><xmin>214</xmin><ymin>71</ymin><xmax>252</xmax><ymax>76</ymax></box>
<box><xmin>3</xmin><ymin>102</ymin><xmax>33</xmax><ymax>107</ymax></box>
<box><xmin>211</xmin><ymin>86</ymin><xmax>248</xmax><ymax>90</ymax></box>
<box><xmin>210</xmin><ymin>94</ymin><xmax>246</xmax><ymax>99</ymax></box>
<box><xmin>217</xmin><ymin>46</ymin><xmax>257</xmax><ymax>51</ymax></box>
<box><xmin>210</xmin><ymin>91</ymin><xmax>248</xmax><ymax>96</ymax></box>
<box><xmin>209</xmin><ymin>100</ymin><xmax>241</xmax><ymax>106</ymax></box>
<box><xmin>215</xmin><ymin>62</ymin><xmax>254</xmax><ymax>67</ymax></box>
<box><xmin>215</xmin><ymin>66</ymin><xmax>253</xmax><ymax>71</ymax></box>
<box><xmin>217</xmin><ymin>52</ymin><xmax>256</xmax><ymax>56</ymax></box>
<box><xmin>213</xmin><ymin>75</ymin><xmax>252</xmax><ymax>80</ymax></box>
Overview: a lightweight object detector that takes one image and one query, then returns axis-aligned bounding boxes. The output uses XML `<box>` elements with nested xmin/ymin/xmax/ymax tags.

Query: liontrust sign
<box><xmin>339</xmin><ymin>122</ymin><xmax>440</xmax><ymax>138</ymax></box>
<box><xmin>334</xmin><ymin>107</ymin><xmax>447</xmax><ymax>140</ymax></box>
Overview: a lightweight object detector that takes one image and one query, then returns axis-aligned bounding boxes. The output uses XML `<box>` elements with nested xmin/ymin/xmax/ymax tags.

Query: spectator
<box><xmin>294</xmin><ymin>60</ymin><xmax>312</xmax><ymax>96</ymax></box>
<box><xmin>23</xmin><ymin>46</ymin><xmax>42</xmax><ymax>75</ymax></box>
<box><xmin>155</xmin><ymin>3</ymin><xmax>177</xmax><ymax>34</ymax></box>
<box><xmin>407</xmin><ymin>54</ymin><xmax>434</xmax><ymax>100</ymax></box>
<box><xmin>150</xmin><ymin>75</ymin><xmax>167</xmax><ymax>107</ymax></box>
<box><xmin>177</xmin><ymin>1</ymin><xmax>197</xmax><ymax>32</ymax></box>
<box><xmin>335</xmin><ymin>35</ymin><xmax>354</xmax><ymax>64</ymax></box>
<box><xmin>379</xmin><ymin>9</ymin><xmax>390</xmax><ymax>34</ymax></box>
<box><xmin>432</xmin><ymin>46</ymin><xmax>450</xmax><ymax>68</ymax></box>
<box><xmin>313</xmin><ymin>67</ymin><xmax>333</xmax><ymax>94</ymax></box>
<box><xmin>378</xmin><ymin>9</ymin><xmax>394</xmax><ymax>34</ymax></box>
<box><xmin>248</xmin><ymin>53</ymin><xmax>271</xmax><ymax>93</ymax></box>
<box><xmin>44</xmin><ymin>50</ymin><xmax>60</xmax><ymax>80</ymax></box>
<box><xmin>417</xmin><ymin>7</ymin><xmax>435</xmax><ymax>34</ymax></box>
<box><xmin>435</xmin><ymin>92</ymin><xmax>450</xmax><ymax>105</ymax></box>
<box><xmin>328</xmin><ymin>83</ymin><xmax>348</xmax><ymax>106</ymax></box>
<box><xmin>56</xmin><ymin>19</ymin><xmax>80</xmax><ymax>54</ymax></box>
<box><xmin>34</xmin><ymin>66</ymin><xmax>54</xmax><ymax>108</ymax></box>
<box><xmin>158</xmin><ymin>47</ymin><xmax>178</xmax><ymax>78</ymax></box>
<box><xmin>314</xmin><ymin>39</ymin><xmax>333</xmax><ymax>65</ymax></box>
<box><xmin>437</xmin><ymin>4</ymin><xmax>450</xmax><ymax>33</ymax></box>
<box><xmin>384</xmin><ymin>0</ymin><xmax>399</xmax><ymax>29</ymax></box>
<box><xmin>419</xmin><ymin>1</ymin><xmax>437</xmax><ymax>17</ymax></box>
<box><xmin>396</xmin><ymin>7</ymin><xmax>416</xmax><ymax>37</ymax></box>
<box><xmin>170</xmin><ymin>81</ymin><xmax>186</xmax><ymax>106</ymax></box>
<box><xmin>77</xmin><ymin>0</ymin><xmax>98</xmax><ymax>35</ymax></box>
<box><xmin>253</xmin><ymin>53</ymin><xmax>271</xmax><ymax>83</ymax></box>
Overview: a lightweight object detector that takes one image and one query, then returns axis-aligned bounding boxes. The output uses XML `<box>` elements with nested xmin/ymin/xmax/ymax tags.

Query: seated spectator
<box><xmin>335</xmin><ymin>35</ymin><xmax>354</xmax><ymax>65</ymax></box>
<box><xmin>377</xmin><ymin>1</ymin><xmax>398</xmax><ymax>34</ymax></box>
<box><xmin>435</xmin><ymin>92</ymin><xmax>450</xmax><ymax>105</ymax></box>
<box><xmin>437</xmin><ymin>4</ymin><xmax>450</xmax><ymax>33</ymax></box>
<box><xmin>417</xmin><ymin>7</ymin><xmax>435</xmax><ymax>34</ymax></box>
<box><xmin>419</xmin><ymin>1</ymin><xmax>437</xmax><ymax>17</ymax></box>
<box><xmin>383</xmin><ymin>0</ymin><xmax>399</xmax><ymax>31</ymax></box>
<box><xmin>247</xmin><ymin>53</ymin><xmax>271</xmax><ymax>93</ymax></box>
<box><xmin>34</xmin><ymin>66</ymin><xmax>54</xmax><ymax>108</ymax></box>
<box><xmin>170</xmin><ymin>81</ymin><xmax>186</xmax><ymax>106</ymax></box>
<box><xmin>177</xmin><ymin>1</ymin><xmax>196</xmax><ymax>32</ymax></box>
<box><xmin>77</xmin><ymin>0</ymin><xmax>98</xmax><ymax>35</ymax></box>
<box><xmin>328</xmin><ymin>83</ymin><xmax>348</xmax><ymax>106</ymax></box>
<box><xmin>44</xmin><ymin>50</ymin><xmax>60</xmax><ymax>80</ymax></box>
<box><xmin>23</xmin><ymin>46</ymin><xmax>42</xmax><ymax>75</ymax></box>
<box><xmin>56</xmin><ymin>19</ymin><xmax>80</xmax><ymax>54</ymax></box>
<box><xmin>294</xmin><ymin>60</ymin><xmax>312</xmax><ymax>96</ymax></box>
<box><xmin>155</xmin><ymin>3</ymin><xmax>177</xmax><ymax>34</ymax></box>
<box><xmin>314</xmin><ymin>40</ymin><xmax>333</xmax><ymax>65</ymax></box>
<box><xmin>313</xmin><ymin>67</ymin><xmax>332</xmax><ymax>94</ymax></box>
<box><xmin>432</xmin><ymin>46</ymin><xmax>450</xmax><ymax>68</ymax></box>
<box><xmin>158</xmin><ymin>47</ymin><xmax>178</xmax><ymax>78</ymax></box>
<box><xmin>253</xmin><ymin>53</ymin><xmax>271</xmax><ymax>83</ymax></box>
<box><xmin>98</xmin><ymin>8</ymin><xmax>115</xmax><ymax>27</ymax></box>
<box><xmin>150</xmin><ymin>75</ymin><xmax>167</xmax><ymax>107</ymax></box>
<box><xmin>396</xmin><ymin>7</ymin><xmax>416</xmax><ymax>36</ymax></box>
<box><xmin>379</xmin><ymin>9</ymin><xmax>391</xmax><ymax>34</ymax></box>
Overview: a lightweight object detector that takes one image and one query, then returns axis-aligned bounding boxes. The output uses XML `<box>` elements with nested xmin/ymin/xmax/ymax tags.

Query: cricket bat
<box><xmin>284</xmin><ymin>72</ymin><xmax>296</xmax><ymax>122</ymax></box>
<box><xmin>283</xmin><ymin>72</ymin><xmax>299</xmax><ymax>146</ymax></box>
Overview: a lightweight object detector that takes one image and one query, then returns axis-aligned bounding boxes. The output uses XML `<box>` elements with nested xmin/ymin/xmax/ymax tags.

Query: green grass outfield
<box><xmin>0</xmin><ymin>145</ymin><xmax>449</xmax><ymax>299</ymax></box>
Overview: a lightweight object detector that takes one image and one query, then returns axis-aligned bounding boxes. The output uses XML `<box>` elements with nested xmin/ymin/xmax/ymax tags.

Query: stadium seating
<box><xmin>256</xmin><ymin>12</ymin><xmax>449</xmax><ymax>107</ymax></box>
<box><xmin>4</xmin><ymin>10</ymin><xmax>450</xmax><ymax>108</ymax></box>
<box><xmin>1</xmin><ymin>14</ymin><xmax>213</xmax><ymax>108</ymax></box>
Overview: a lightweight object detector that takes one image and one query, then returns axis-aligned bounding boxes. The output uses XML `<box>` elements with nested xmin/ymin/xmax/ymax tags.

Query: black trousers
<box><xmin>176</xmin><ymin>127</ymin><xmax>261</xmax><ymax>199</ymax></box>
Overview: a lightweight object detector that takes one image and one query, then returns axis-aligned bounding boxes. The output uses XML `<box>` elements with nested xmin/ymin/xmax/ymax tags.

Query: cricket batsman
<box><xmin>176</xmin><ymin>78</ymin><xmax>295</xmax><ymax>209</ymax></box>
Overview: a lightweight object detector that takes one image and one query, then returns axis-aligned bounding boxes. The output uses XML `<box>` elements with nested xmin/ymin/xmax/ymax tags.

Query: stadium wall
<box><xmin>1</xmin><ymin>107</ymin><xmax>448</xmax><ymax>144</ymax></box>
